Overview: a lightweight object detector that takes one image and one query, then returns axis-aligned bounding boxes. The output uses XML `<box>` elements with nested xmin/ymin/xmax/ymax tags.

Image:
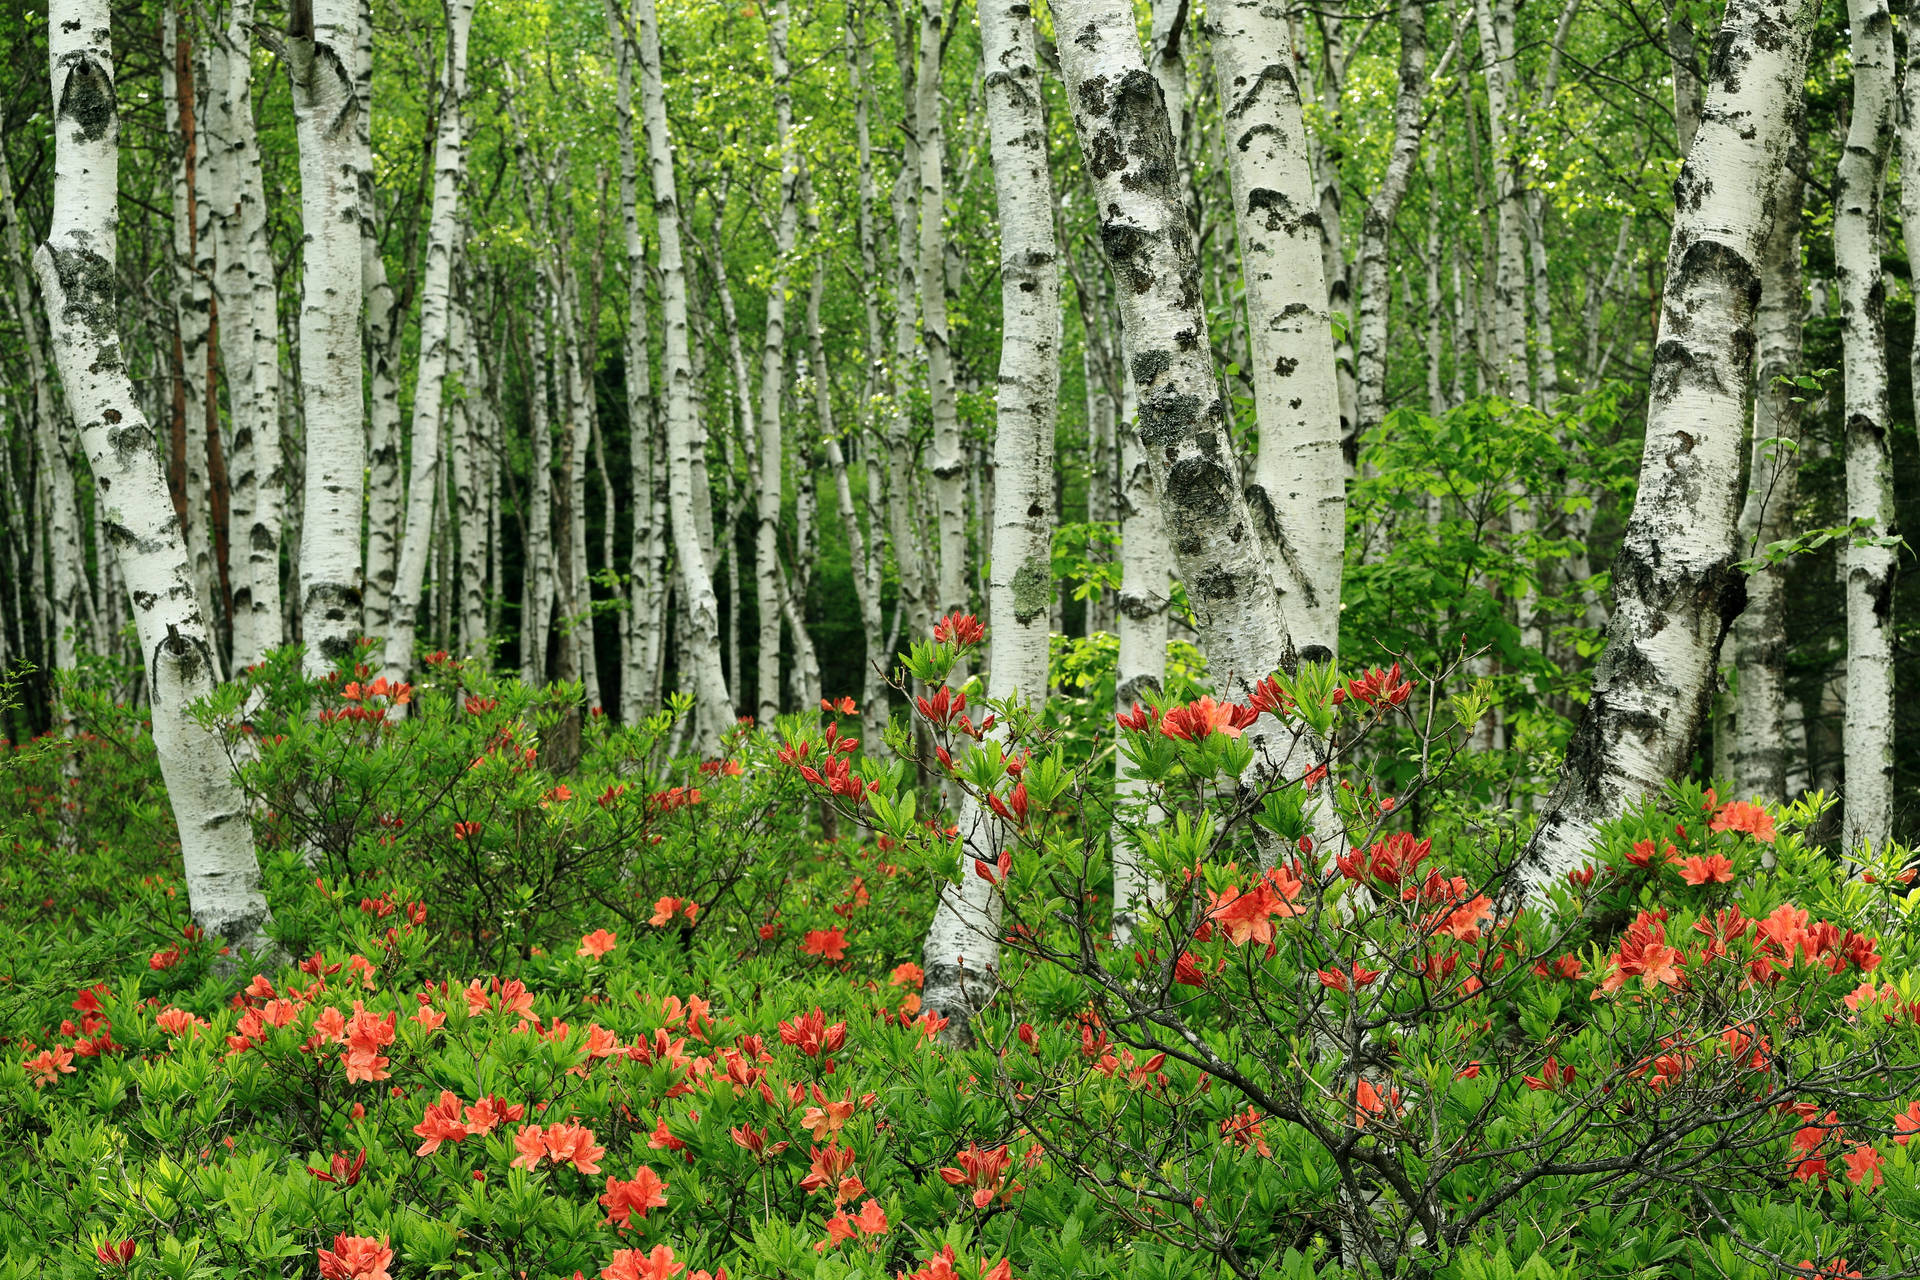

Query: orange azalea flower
<box><xmin>1709</xmin><ymin>800</ymin><xmax>1776</xmax><ymax>843</ymax></box>
<box><xmin>1158</xmin><ymin>695</ymin><xmax>1258</xmax><ymax>742</ymax></box>
<box><xmin>413</xmin><ymin>1089</ymin><xmax>469</xmax><ymax>1156</ymax></box>
<box><xmin>578</xmin><ymin>929</ymin><xmax>619</xmax><ymax>958</ymax></box>
<box><xmin>1843</xmin><ymin>1142</ymin><xmax>1884</xmax><ymax>1189</ymax></box>
<box><xmin>316</xmin><ymin>1235</ymin><xmax>393</xmax><ymax>1280</ymax></box>
<box><xmin>23</xmin><ymin>1045</ymin><xmax>75</xmax><ymax>1087</ymax></box>
<box><xmin>650</xmin><ymin>897</ymin><xmax>683</xmax><ymax>927</ymax></box>
<box><xmin>601</xmin><ymin>1165</ymin><xmax>669</xmax><ymax>1226</ymax></box>
<box><xmin>1674</xmin><ymin>853</ymin><xmax>1734</xmax><ymax>885</ymax></box>
<box><xmin>1896</xmin><ymin>1101</ymin><xmax>1920</xmax><ymax>1147</ymax></box>
<box><xmin>602</xmin><ymin>1244</ymin><xmax>685</xmax><ymax>1280</ymax></box>
<box><xmin>889</xmin><ymin>962</ymin><xmax>925</xmax><ymax>989</ymax></box>
<box><xmin>802</xmin><ymin>927</ymin><xmax>849</xmax><ymax>960</ymax></box>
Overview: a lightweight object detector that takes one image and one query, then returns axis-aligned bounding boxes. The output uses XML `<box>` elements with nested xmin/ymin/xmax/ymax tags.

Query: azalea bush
<box><xmin>8</xmin><ymin>627</ymin><xmax>1920</xmax><ymax>1279</ymax></box>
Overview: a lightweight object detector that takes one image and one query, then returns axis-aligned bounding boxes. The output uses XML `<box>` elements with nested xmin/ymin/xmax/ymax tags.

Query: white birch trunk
<box><xmin>923</xmin><ymin>0</ymin><xmax>1059</xmax><ymax>1031</ymax></box>
<box><xmin>1471</xmin><ymin>0</ymin><xmax>1528</xmax><ymax>398</ymax></box>
<box><xmin>523</xmin><ymin>295</ymin><xmax>555</xmax><ymax>685</ymax></box>
<box><xmin>357</xmin><ymin>0</ymin><xmax>401</xmax><ymax>638</ymax></box>
<box><xmin>1837</xmin><ymin>0</ymin><xmax>1896</xmax><ymax>856</ymax></box>
<box><xmin>1208</xmin><ymin>0</ymin><xmax>1344</xmax><ymax>658</ymax></box>
<box><xmin>36</xmin><ymin>0</ymin><xmax>273</xmax><ymax>951</ymax></box>
<box><xmin>210</xmin><ymin>0</ymin><xmax>284</xmax><ymax>667</ymax></box>
<box><xmin>0</xmin><ymin>144</ymin><xmax>87</xmax><ymax>695</ymax></box>
<box><xmin>286</xmin><ymin>0</ymin><xmax>366</xmax><ymax>676</ymax></box>
<box><xmin>631</xmin><ymin>0</ymin><xmax>732</xmax><ymax>751</ymax></box>
<box><xmin>1354</xmin><ymin>0</ymin><xmax>1428</xmax><ymax>437</ymax></box>
<box><xmin>1726</xmin><ymin>132</ymin><xmax>1804</xmax><ymax>803</ymax></box>
<box><xmin>1523</xmin><ymin>0</ymin><xmax>1818</xmax><ymax>886</ymax></box>
<box><xmin>381</xmin><ymin>0</ymin><xmax>472</xmax><ymax>684</ymax></box>
<box><xmin>454</xmin><ymin>287</ymin><xmax>487</xmax><ymax>657</ymax></box>
<box><xmin>754</xmin><ymin>0</ymin><xmax>799</xmax><ymax>725</ymax></box>
<box><xmin>918</xmin><ymin>0</ymin><xmax>967</xmax><ymax>622</ymax></box>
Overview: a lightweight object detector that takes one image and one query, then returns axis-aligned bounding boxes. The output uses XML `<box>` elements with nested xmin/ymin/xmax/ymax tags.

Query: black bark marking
<box><xmin>1131</xmin><ymin>348</ymin><xmax>1172</xmax><ymax>386</ymax></box>
<box><xmin>1138</xmin><ymin>389</ymin><xmax>1202</xmax><ymax>446</ymax></box>
<box><xmin>58</xmin><ymin>56</ymin><xmax>116</xmax><ymax>142</ymax></box>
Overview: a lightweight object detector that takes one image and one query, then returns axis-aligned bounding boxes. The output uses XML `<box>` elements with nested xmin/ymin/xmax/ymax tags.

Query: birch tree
<box><xmin>382</xmin><ymin>0</ymin><xmax>474</xmax><ymax>683</ymax></box>
<box><xmin>284</xmin><ymin>0</ymin><xmax>367</xmax><ymax>676</ymax></box>
<box><xmin>35</xmin><ymin>0</ymin><xmax>273</xmax><ymax>952</ymax></box>
<box><xmin>755</xmin><ymin>0</ymin><xmax>800</xmax><ymax>725</ymax></box>
<box><xmin>1354</xmin><ymin>0</ymin><xmax>1429</xmax><ymax>438</ymax></box>
<box><xmin>1523</xmin><ymin>0</ymin><xmax>1818</xmax><ymax>887</ymax></box>
<box><xmin>1836</xmin><ymin>0</ymin><xmax>1897</xmax><ymax>856</ymax></box>
<box><xmin>918</xmin><ymin>0</ymin><xmax>967</xmax><ymax>623</ymax></box>
<box><xmin>921</xmin><ymin>0</ymin><xmax>1059</xmax><ymax>1031</ymax></box>
<box><xmin>1204</xmin><ymin>0</ymin><xmax>1344</xmax><ymax>657</ymax></box>
<box><xmin>1726</xmin><ymin>131</ymin><xmax>1805</xmax><ymax>804</ymax></box>
<box><xmin>631</xmin><ymin>0</ymin><xmax>733</xmax><ymax>752</ymax></box>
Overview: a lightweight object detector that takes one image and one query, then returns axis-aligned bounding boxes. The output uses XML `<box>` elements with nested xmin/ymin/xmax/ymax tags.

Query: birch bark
<box><xmin>1471</xmin><ymin>0</ymin><xmax>1528</xmax><ymax>398</ymax></box>
<box><xmin>381</xmin><ymin>0</ymin><xmax>473</xmax><ymax>684</ymax></box>
<box><xmin>1837</xmin><ymin>0</ymin><xmax>1897</xmax><ymax>855</ymax></box>
<box><xmin>1523</xmin><ymin>0</ymin><xmax>1818</xmax><ymax>886</ymax></box>
<box><xmin>1206</xmin><ymin>0</ymin><xmax>1343</xmax><ymax>656</ymax></box>
<box><xmin>0</xmin><ymin>146</ymin><xmax>88</xmax><ymax>694</ymax></box>
<box><xmin>923</xmin><ymin>0</ymin><xmax>1060</xmax><ymax>1031</ymax></box>
<box><xmin>36</xmin><ymin>0</ymin><xmax>273</xmax><ymax>951</ymax></box>
<box><xmin>1353</xmin><ymin>0</ymin><xmax>1429</xmax><ymax>437</ymax></box>
<box><xmin>918</xmin><ymin>0</ymin><xmax>968</xmax><ymax>622</ymax></box>
<box><xmin>755</xmin><ymin>0</ymin><xmax>800</xmax><ymax>725</ymax></box>
<box><xmin>286</xmin><ymin>0</ymin><xmax>366</xmax><ymax>676</ymax></box>
<box><xmin>210</xmin><ymin>0</ymin><xmax>284</xmax><ymax>667</ymax></box>
<box><xmin>632</xmin><ymin>0</ymin><xmax>733</xmax><ymax>751</ymax></box>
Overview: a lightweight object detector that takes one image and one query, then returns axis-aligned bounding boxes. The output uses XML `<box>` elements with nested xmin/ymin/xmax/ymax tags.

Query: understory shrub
<box><xmin>5</xmin><ymin>634</ymin><xmax>1920</xmax><ymax>1279</ymax></box>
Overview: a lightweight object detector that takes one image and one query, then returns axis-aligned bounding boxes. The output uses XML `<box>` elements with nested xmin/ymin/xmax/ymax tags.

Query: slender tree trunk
<box><xmin>1837</xmin><ymin>0</ymin><xmax>1897</xmax><ymax>855</ymax></box>
<box><xmin>454</xmin><ymin>284</ymin><xmax>488</xmax><ymax>657</ymax></box>
<box><xmin>918</xmin><ymin>0</ymin><xmax>967</xmax><ymax>623</ymax></box>
<box><xmin>381</xmin><ymin>0</ymin><xmax>472</xmax><ymax>684</ymax></box>
<box><xmin>887</xmin><ymin>130</ymin><xmax>933</xmax><ymax>646</ymax></box>
<box><xmin>287</xmin><ymin>0</ymin><xmax>366</xmax><ymax>676</ymax></box>
<box><xmin>752</xmin><ymin>0</ymin><xmax>800</xmax><ymax>725</ymax></box>
<box><xmin>1355</xmin><ymin>0</ymin><xmax>1429</xmax><ymax>437</ymax></box>
<box><xmin>0</xmin><ymin>146</ymin><xmax>87</xmax><ymax>704</ymax></box>
<box><xmin>1207</xmin><ymin>0</ymin><xmax>1343</xmax><ymax>657</ymax></box>
<box><xmin>1724</xmin><ymin>132</ymin><xmax>1805</xmax><ymax>802</ymax></box>
<box><xmin>1472</xmin><ymin>0</ymin><xmax>1528</xmax><ymax>399</ymax></box>
<box><xmin>163</xmin><ymin>10</ymin><xmax>224</xmax><ymax>666</ymax></box>
<box><xmin>524</xmin><ymin>295</ymin><xmax>556</xmax><ymax>684</ymax></box>
<box><xmin>631</xmin><ymin>0</ymin><xmax>732</xmax><ymax>751</ymax></box>
<box><xmin>1523</xmin><ymin>0</ymin><xmax>1818</xmax><ymax>886</ymax></box>
<box><xmin>1667</xmin><ymin>0</ymin><xmax>1703</xmax><ymax>156</ymax></box>
<box><xmin>359</xmin><ymin>0</ymin><xmax>403</xmax><ymax>638</ymax></box>
<box><xmin>924</xmin><ymin>0</ymin><xmax>1059</xmax><ymax>1033</ymax></box>
<box><xmin>37</xmin><ymin>0</ymin><xmax>273</xmax><ymax>952</ymax></box>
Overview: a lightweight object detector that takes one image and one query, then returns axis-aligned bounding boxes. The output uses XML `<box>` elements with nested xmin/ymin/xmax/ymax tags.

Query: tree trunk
<box><xmin>1472</xmin><ymin>0</ymin><xmax>1528</xmax><ymax>399</ymax></box>
<box><xmin>1838</xmin><ymin>0</ymin><xmax>1897</xmax><ymax>856</ymax></box>
<box><xmin>923</xmin><ymin>0</ymin><xmax>1060</xmax><ymax>1033</ymax></box>
<box><xmin>36</xmin><ymin>0</ymin><xmax>273</xmax><ymax>953</ymax></box>
<box><xmin>1207</xmin><ymin>0</ymin><xmax>1344</xmax><ymax>657</ymax></box>
<box><xmin>1724</xmin><ymin>130</ymin><xmax>1805</xmax><ymax>803</ymax></box>
<box><xmin>753</xmin><ymin>0</ymin><xmax>800</xmax><ymax>725</ymax></box>
<box><xmin>0</xmin><ymin>145</ymin><xmax>88</xmax><ymax>707</ymax></box>
<box><xmin>631</xmin><ymin>0</ymin><xmax>733</xmax><ymax>752</ymax></box>
<box><xmin>918</xmin><ymin>0</ymin><xmax>967</xmax><ymax>623</ymax></box>
<box><xmin>287</xmin><ymin>0</ymin><xmax>367</xmax><ymax>676</ymax></box>
<box><xmin>1522</xmin><ymin>0</ymin><xmax>1818</xmax><ymax>887</ymax></box>
<box><xmin>381</xmin><ymin>0</ymin><xmax>473</xmax><ymax>685</ymax></box>
<box><xmin>1354</xmin><ymin>0</ymin><xmax>1429</xmax><ymax>437</ymax></box>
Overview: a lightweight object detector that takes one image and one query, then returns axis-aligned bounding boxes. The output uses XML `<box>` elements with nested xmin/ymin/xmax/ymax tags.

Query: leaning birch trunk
<box><xmin>632</xmin><ymin>0</ymin><xmax>732</xmax><ymax>752</ymax></box>
<box><xmin>0</xmin><ymin>148</ymin><xmax>88</xmax><ymax>700</ymax></box>
<box><xmin>1521</xmin><ymin>0</ymin><xmax>1818</xmax><ymax>887</ymax></box>
<box><xmin>381</xmin><ymin>0</ymin><xmax>473</xmax><ymax>686</ymax></box>
<box><xmin>1727</xmin><ymin>131</ymin><xmax>1805</xmax><ymax>804</ymax></box>
<box><xmin>1353</xmin><ymin>0</ymin><xmax>1428</xmax><ymax>438</ymax></box>
<box><xmin>286</xmin><ymin>0</ymin><xmax>366</xmax><ymax>676</ymax></box>
<box><xmin>918</xmin><ymin>0</ymin><xmax>968</xmax><ymax>623</ymax></box>
<box><xmin>211</xmin><ymin>0</ymin><xmax>284</xmax><ymax>667</ymax></box>
<box><xmin>755</xmin><ymin>0</ymin><xmax>800</xmax><ymax>725</ymax></box>
<box><xmin>1052</xmin><ymin>0</ymin><xmax>1306</xmax><ymax>707</ymax></box>
<box><xmin>36</xmin><ymin>0</ymin><xmax>274</xmax><ymax>952</ymax></box>
<box><xmin>1206</xmin><ymin>0</ymin><xmax>1344</xmax><ymax>658</ymax></box>
<box><xmin>922</xmin><ymin>0</ymin><xmax>1059</xmax><ymax>1034</ymax></box>
<box><xmin>1837</xmin><ymin>0</ymin><xmax>1897</xmax><ymax>857</ymax></box>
